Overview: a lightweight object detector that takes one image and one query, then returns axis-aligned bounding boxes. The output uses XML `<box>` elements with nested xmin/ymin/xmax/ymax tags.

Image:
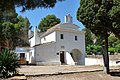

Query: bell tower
<box><xmin>65</xmin><ymin>14</ymin><xmax>73</xmax><ymax>23</ymax></box>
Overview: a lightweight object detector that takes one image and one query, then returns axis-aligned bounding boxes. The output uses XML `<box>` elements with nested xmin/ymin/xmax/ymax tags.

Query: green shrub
<box><xmin>0</xmin><ymin>48</ymin><xmax>20</xmax><ymax>78</ymax></box>
<box><xmin>115</xmin><ymin>43</ymin><xmax>120</xmax><ymax>53</ymax></box>
<box><xmin>86</xmin><ymin>45</ymin><xmax>102</xmax><ymax>55</ymax></box>
<box><xmin>108</xmin><ymin>47</ymin><xmax>115</xmax><ymax>53</ymax></box>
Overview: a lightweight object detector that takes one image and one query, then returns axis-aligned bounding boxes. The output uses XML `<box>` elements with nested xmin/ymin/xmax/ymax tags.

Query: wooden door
<box><xmin>19</xmin><ymin>53</ymin><xmax>26</xmax><ymax>64</ymax></box>
<box><xmin>60</xmin><ymin>51</ymin><xmax>65</xmax><ymax>64</ymax></box>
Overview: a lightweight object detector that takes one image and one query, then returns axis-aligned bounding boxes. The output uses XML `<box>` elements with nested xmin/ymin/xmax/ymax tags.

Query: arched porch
<box><xmin>70</xmin><ymin>49</ymin><xmax>83</xmax><ymax>65</ymax></box>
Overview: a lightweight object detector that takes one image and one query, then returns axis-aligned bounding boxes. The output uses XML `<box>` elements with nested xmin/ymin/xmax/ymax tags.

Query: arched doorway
<box><xmin>71</xmin><ymin>49</ymin><xmax>82</xmax><ymax>65</ymax></box>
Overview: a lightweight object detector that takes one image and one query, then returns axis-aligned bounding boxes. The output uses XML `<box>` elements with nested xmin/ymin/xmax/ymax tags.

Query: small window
<box><xmin>60</xmin><ymin>34</ymin><xmax>64</xmax><ymax>39</ymax></box>
<box><xmin>75</xmin><ymin>36</ymin><xmax>77</xmax><ymax>41</ymax></box>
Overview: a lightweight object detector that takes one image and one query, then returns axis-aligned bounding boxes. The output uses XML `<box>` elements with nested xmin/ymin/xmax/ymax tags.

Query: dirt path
<box><xmin>19</xmin><ymin>65</ymin><xmax>103</xmax><ymax>75</ymax></box>
<box><xmin>27</xmin><ymin>71</ymin><xmax>120</xmax><ymax>80</ymax></box>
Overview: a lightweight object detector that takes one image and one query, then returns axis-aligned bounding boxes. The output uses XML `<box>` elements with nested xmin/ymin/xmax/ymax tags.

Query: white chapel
<box><xmin>17</xmin><ymin>14</ymin><xmax>86</xmax><ymax>65</ymax></box>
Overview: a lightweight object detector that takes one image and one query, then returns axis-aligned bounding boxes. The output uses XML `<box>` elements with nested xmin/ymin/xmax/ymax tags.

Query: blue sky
<box><xmin>16</xmin><ymin>0</ymin><xmax>84</xmax><ymax>30</ymax></box>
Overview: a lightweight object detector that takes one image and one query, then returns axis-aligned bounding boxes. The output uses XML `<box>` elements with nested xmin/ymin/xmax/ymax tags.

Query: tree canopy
<box><xmin>0</xmin><ymin>0</ymin><xmax>64</xmax><ymax>12</ymax></box>
<box><xmin>14</xmin><ymin>16</ymin><xmax>30</xmax><ymax>47</ymax></box>
<box><xmin>76</xmin><ymin>0</ymin><xmax>120</xmax><ymax>73</ymax></box>
<box><xmin>0</xmin><ymin>0</ymin><xmax>64</xmax><ymax>50</ymax></box>
<box><xmin>108</xmin><ymin>34</ymin><xmax>120</xmax><ymax>53</ymax></box>
<box><xmin>38</xmin><ymin>14</ymin><xmax>60</xmax><ymax>32</ymax></box>
<box><xmin>0</xmin><ymin>16</ymin><xmax>30</xmax><ymax>50</ymax></box>
<box><xmin>77</xmin><ymin>0</ymin><xmax>120</xmax><ymax>39</ymax></box>
<box><xmin>82</xmin><ymin>28</ymin><xmax>93</xmax><ymax>46</ymax></box>
<box><xmin>82</xmin><ymin>28</ymin><xmax>104</xmax><ymax>55</ymax></box>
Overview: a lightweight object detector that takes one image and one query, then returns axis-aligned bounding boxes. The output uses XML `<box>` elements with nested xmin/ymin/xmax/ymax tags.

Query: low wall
<box><xmin>86</xmin><ymin>55</ymin><xmax>120</xmax><ymax>60</ymax></box>
<box><xmin>85</xmin><ymin>55</ymin><xmax>120</xmax><ymax>66</ymax></box>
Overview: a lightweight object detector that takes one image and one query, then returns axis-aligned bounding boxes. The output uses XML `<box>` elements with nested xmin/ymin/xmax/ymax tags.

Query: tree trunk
<box><xmin>102</xmin><ymin>32</ymin><xmax>109</xmax><ymax>74</ymax></box>
<box><xmin>0</xmin><ymin>43</ymin><xmax>1</xmax><ymax>52</ymax></box>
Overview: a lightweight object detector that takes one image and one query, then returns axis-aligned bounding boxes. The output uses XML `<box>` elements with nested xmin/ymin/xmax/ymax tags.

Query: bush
<box><xmin>108</xmin><ymin>47</ymin><xmax>115</xmax><ymax>54</ymax></box>
<box><xmin>115</xmin><ymin>43</ymin><xmax>120</xmax><ymax>53</ymax></box>
<box><xmin>86</xmin><ymin>45</ymin><xmax>102</xmax><ymax>55</ymax></box>
<box><xmin>0</xmin><ymin>48</ymin><xmax>20</xmax><ymax>78</ymax></box>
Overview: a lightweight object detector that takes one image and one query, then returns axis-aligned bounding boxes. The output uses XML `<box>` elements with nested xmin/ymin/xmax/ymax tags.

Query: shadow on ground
<box><xmin>110</xmin><ymin>69</ymin><xmax>120</xmax><ymax>77</ymax></box>
<box><xmin>110</xmin><ymin>72</ymin><xmax>120</xmax><ymax>77</ymax></box>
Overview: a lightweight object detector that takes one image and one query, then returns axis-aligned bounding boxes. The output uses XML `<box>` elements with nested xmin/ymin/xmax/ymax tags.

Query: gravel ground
<box><xmin>27</xmin><ymin>71</ymin><xmax>120</xmax><ymax>80</ymax></box>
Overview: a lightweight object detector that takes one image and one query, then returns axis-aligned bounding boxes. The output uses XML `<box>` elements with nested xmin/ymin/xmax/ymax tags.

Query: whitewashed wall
<box><xmin>29</xmin><ymin>49</ymin><xmax>35</xmax><ymax>64</ymax></box>
<box><xmin>29</xmin><ymin>27</ymin><xmax>40</xmax><ymax>47</ymax></box>
<box><xmin>26</xmin><ymin>52</ymin><xmax>29</xmax><ymax>62</ymax></box>
<box><xmin>33</xmin><ymin>23</ymin><xmax>85</xmax><ymax>65</ymax></box>
<box><xmin>64</xmin><ymin>52</ymin><xmax>75</xmax><ymax>65</ymax></box>
<box><xmin>55</xmin><ymin>30</ymin><xmax>85</xmax><ymax>65</ymax></box>
<box><xmin>35</xmin><ymin>42</ymin><xmax>60</xmax><ymax>65</ymax></box>
<box><xmin>29</xmin><ymin>37</ymin><xmax>35</xmax><ymax>47</ymax></box>
<box><xmin>41</xmin><ymin>32</ymin><xmax>56</xmax><ymax>44</ymax></box>
<box><xmin>59</xmin><ymin>23</ymin><xmax>79</xmax><ymax>30</ymax></box>
<box><xmin>85</xmin><ymin>58</ymin><xmax>119</xmax><ymax>66</ymax></box>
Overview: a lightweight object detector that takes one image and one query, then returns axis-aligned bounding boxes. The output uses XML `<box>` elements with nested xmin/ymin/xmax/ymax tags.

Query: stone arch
<box><xmin>71</xmin><ymin>49</ymin><xmax>83</xmax><ymax>65</ymax></box>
